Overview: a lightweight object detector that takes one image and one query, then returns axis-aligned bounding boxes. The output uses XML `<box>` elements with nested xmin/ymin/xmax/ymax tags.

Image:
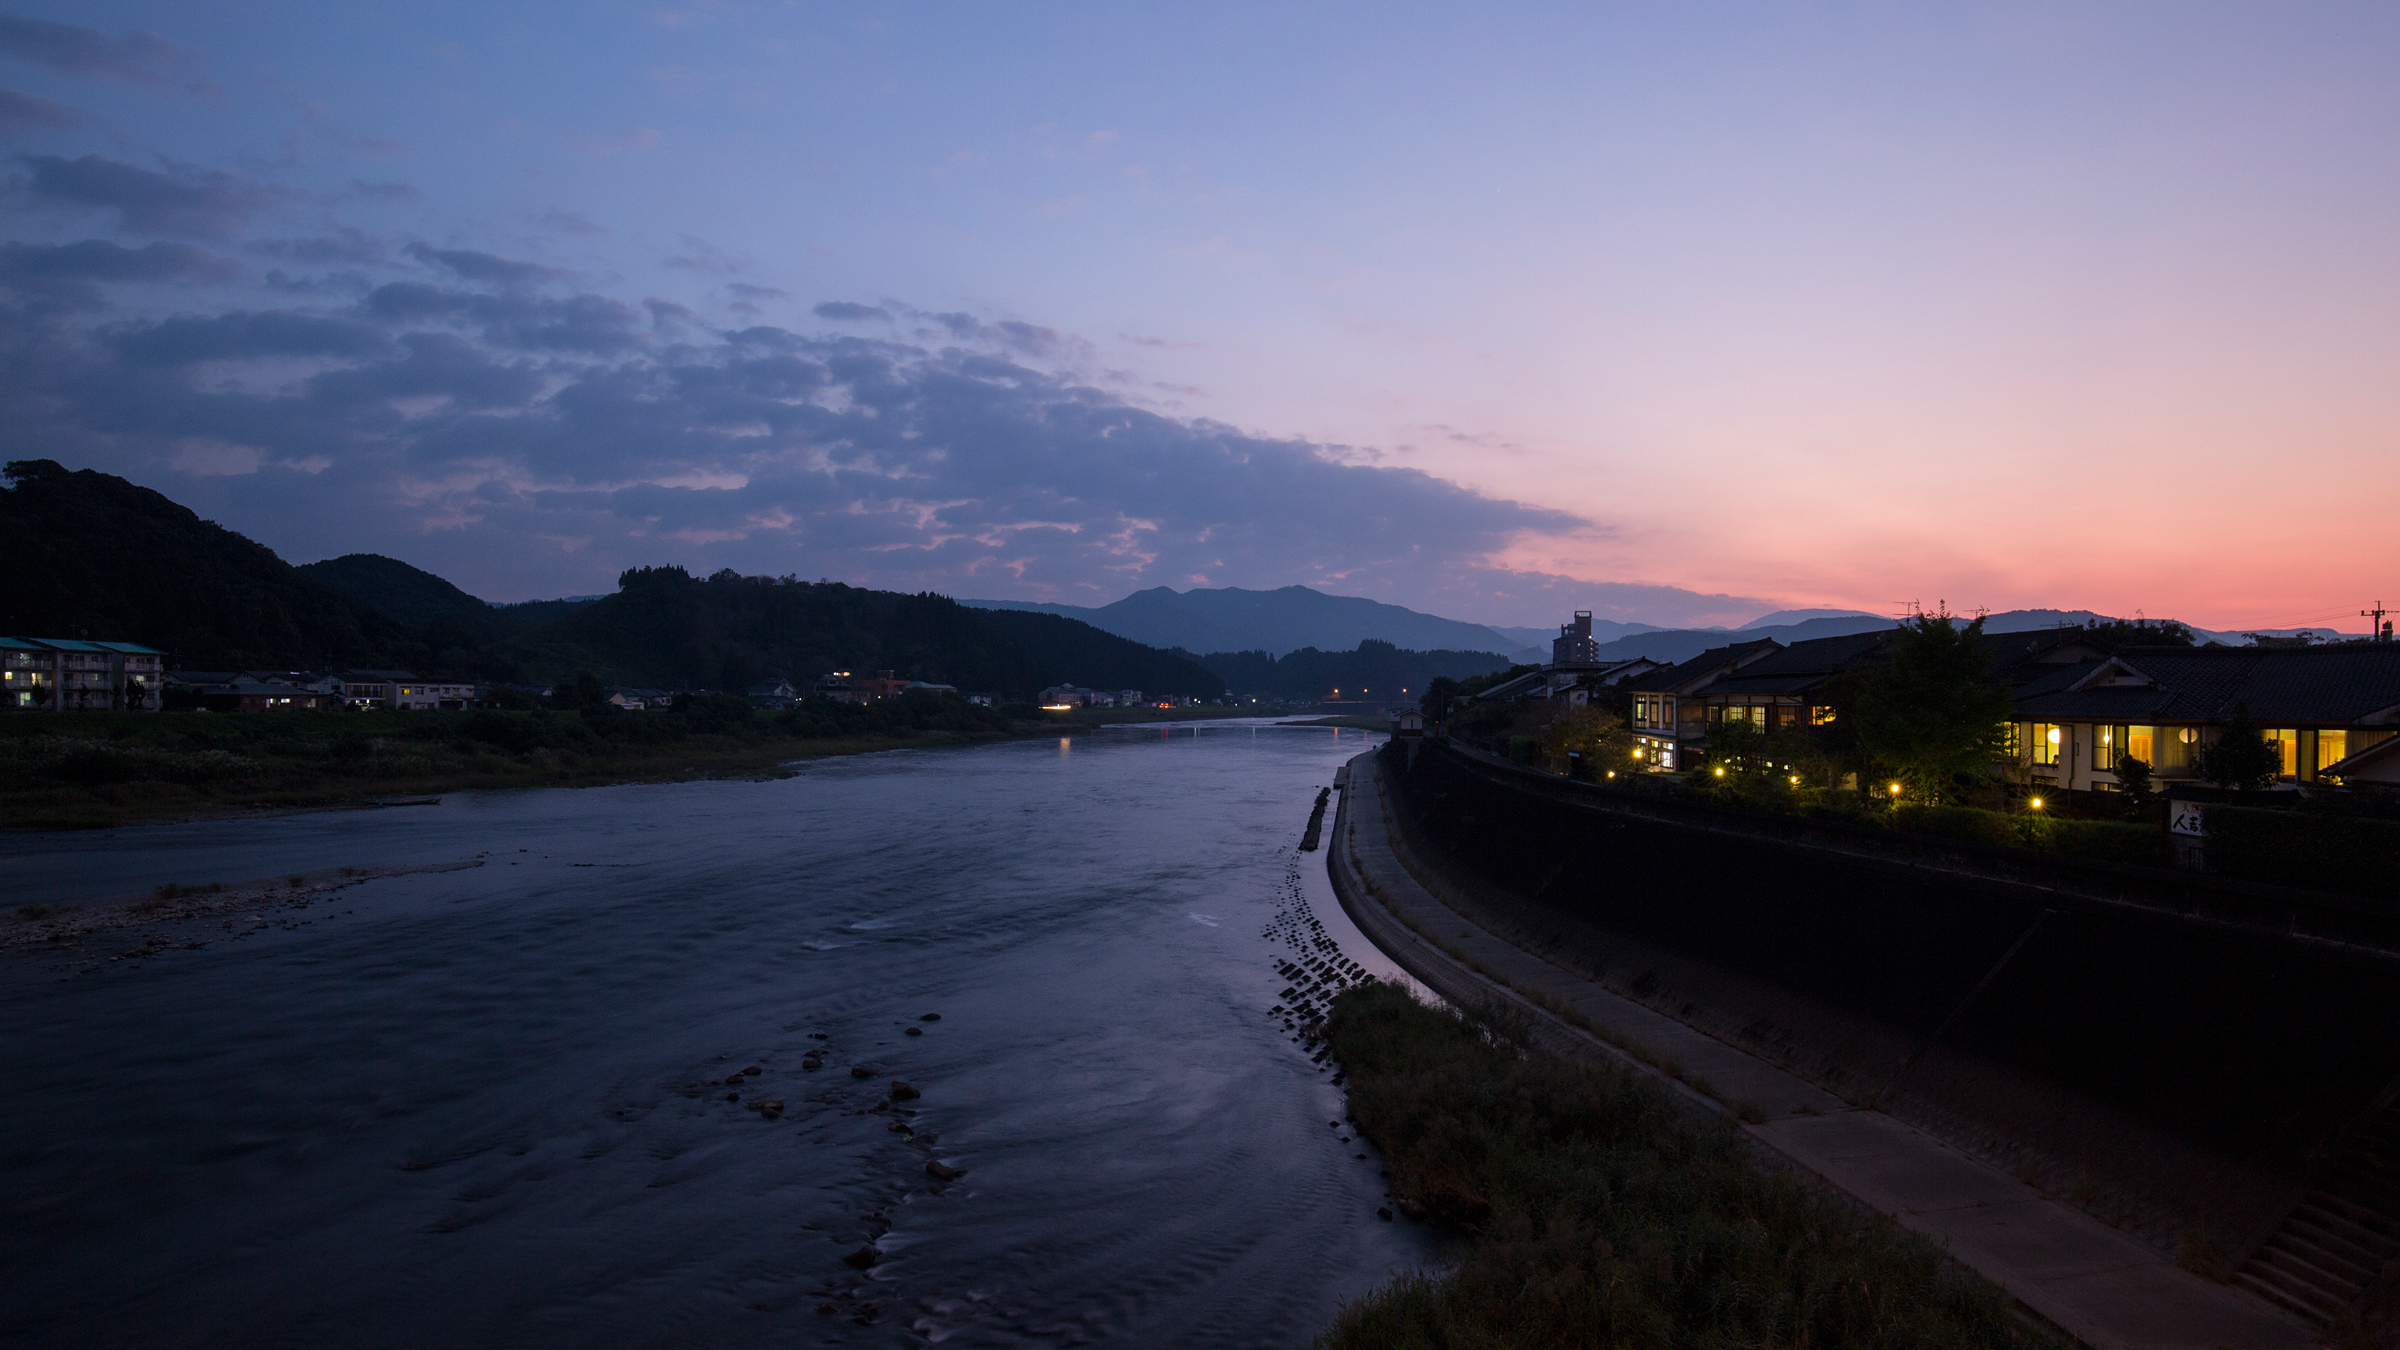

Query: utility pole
<box><xmin>2368</xmin><ymin>601</ymin><xmax>2392</xmax><ymax>642</ymax></box>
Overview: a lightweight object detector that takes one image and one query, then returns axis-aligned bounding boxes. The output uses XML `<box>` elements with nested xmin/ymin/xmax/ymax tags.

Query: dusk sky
<box><xmin>3</xmin><ymin>3</ymin><xmax>2395</xmax><ymax>631</ymax></box>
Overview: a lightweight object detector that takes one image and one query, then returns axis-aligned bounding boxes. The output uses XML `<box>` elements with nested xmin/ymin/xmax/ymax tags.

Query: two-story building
<box><xmin>2007</xmin><ymin>643</ymin><xmax>2400</xmax><ymax>793</ymax></box>
<box><xmin>1619</xmin><ymin>639</ymin><xmax>1783</xmax><ymax>772</ymax></box>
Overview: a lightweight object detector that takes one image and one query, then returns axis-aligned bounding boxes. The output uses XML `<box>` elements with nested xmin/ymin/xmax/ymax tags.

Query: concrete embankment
<box><xmin>1329</xmin><ymin>745</ymin><xmax>2321</xmax><ymax>1350</ymax></box>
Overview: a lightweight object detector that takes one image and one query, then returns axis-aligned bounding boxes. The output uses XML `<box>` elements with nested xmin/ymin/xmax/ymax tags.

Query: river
<box><xmin>0</xmin><ymin>722</ymin><xmax>1432</xmax><ymax>1348</ymax></box>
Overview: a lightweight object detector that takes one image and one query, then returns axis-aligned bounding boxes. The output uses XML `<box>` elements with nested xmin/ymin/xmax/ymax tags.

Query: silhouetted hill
<box><xmin>0</xmin><ymin>459</ymin><xmax>407</xmax><ymax>667</ymax></box>
<box><xmin>1199</xmin><ymin>640</ymin><xmax>1514</xmax><ymax>700</ymax></box>
<box><xmin>974</xmin><ymin>609</ymin><xmax>1227</xmax><ymax>698</ymax></box>
<box><xmin>528</xmin><ymin>567</ymin><xmax>1226</xmax><ymax>698</ymax></box>
<box><xmin>297</xmin><ymin>553</ymin><xmax>496</xmax><ymax>630</ymax></box>
<box><xmin>964</xmin><ymin>584</ymin><xmax>1524</xmax><ymax>657</ymax></box>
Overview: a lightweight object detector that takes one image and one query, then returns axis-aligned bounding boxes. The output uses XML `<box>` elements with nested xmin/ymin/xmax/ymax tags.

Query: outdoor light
<box><xmin>1789</xmin><ymin>775</ymin><xmax>1800</xmax><ymax>785</ymax></box>
<box><xmin>1889</xmin><ymin>783</ymin><xmax>1902</xmax><ymax>796</ymax></box>
<box><xmin>1713</xmin><ymin>766</ymin><xmax>1725</xmax><ymax>777</ymax></box>
<box><xmin>1606</xmin><ymin>770</ymin><xmax>1616</xmax><ymax>779</ymax></box>
<box><xmin>2030</xmin><ymin>797</ymin><xmax>2045</xmax><ymax>810</ymax></box>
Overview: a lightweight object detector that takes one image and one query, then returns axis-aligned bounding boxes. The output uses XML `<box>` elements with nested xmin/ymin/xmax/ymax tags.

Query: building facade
<box><xmin>1</xmin><ymin>637</ymin><xmax>166</xmax><ymax>710</ymax></box>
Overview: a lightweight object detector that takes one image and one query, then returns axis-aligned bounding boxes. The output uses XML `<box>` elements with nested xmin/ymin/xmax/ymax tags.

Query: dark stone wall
<box><xmin>1387</xmin><ymin>740</ymin><xmax>2400</xmax><ymax>1173</ymax></box>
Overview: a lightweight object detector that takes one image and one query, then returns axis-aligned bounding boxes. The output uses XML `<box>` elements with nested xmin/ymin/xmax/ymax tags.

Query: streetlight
<box><xmin>2029</xmin><ymin>796</ymin><xmax>2045</xmax><ymax>811</ymax></box>
<box><xmin>1888</xmin><ymin>782</ymin><xmax>1903</xmax><ymax>797</ymax></box>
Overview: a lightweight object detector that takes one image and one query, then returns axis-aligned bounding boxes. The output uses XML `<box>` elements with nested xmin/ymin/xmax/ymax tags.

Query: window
<box><xmin>2319</xmin><ymin>730</ymin><xmax>2350</xmax><ymax>773</ymax></box>
<box><xmin>2031</xmin><ymin>723</ymin><xmax>2061</xmax><ymax>767</ymax></box>
<box><xmin>2266</xmin><ymin>729</ymin><xmax>2298</xmax><ymax>779</ymax></box>
<box><xmin>1998</xmin><ymin>722</ymin><xmax>2020</xmax><ymax>756</ymax></box>
<box><xmin>2126</xmin><ymin>725</ymin><xmax>2155</xmax><ymax>767</ymax></box>
<box><xmin>1810</xmin><ymin>705</ymin><xmax>1837</xmax><ymax>725</ymax></box>
<box><xmin>2093</xmin><ymin>725</ymin><xmax>2124</xmax><ymax>771</ymax></box>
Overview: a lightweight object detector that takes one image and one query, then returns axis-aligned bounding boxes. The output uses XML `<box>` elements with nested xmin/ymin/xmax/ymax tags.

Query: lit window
<box><xmin>2028</xmin><ymin>723</ymin><xmax>2062</xmax><ymax>767</ymax></box>
<box><xmin>2266</xmin><ymin>729</ymin><xmax>2298</xmax><ymax>779</ymax></box>
<box><xmin>1810</xmin><ymin>705</ymin><xmax>1836</xmax><ymax>725</ymax></box>
<box><xmin>2319</xmin><ymin>730</ymin><xmax>2350</xmax><ymax>773</ymax></box>
<box><xmin>2093</xmin><ymin>725</ymin><xmax>2121</xmax><ymax>771</ymax></box>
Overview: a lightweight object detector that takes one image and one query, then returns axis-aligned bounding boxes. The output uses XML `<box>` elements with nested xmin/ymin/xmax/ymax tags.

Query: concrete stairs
<box><xmin>2236</xmin><ymin>1107</ymin><xmax>2400</xmax><ymax>1324</ymax></box>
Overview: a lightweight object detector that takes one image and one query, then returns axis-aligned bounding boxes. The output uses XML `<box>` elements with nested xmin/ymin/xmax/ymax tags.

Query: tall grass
<box><xmin>1319</xmin><ymin>983</ymin><xmax>2063</xmax><ymax>1349</ymax></box>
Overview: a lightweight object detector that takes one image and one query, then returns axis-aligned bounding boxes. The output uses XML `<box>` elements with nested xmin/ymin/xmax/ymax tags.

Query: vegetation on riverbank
<box><xmin>1317</xmin><ymin>982</ymin><xmax>2061</xmax><ymax>1349</ymax></box>
<box><xmin>0</xmin><ymin>698</ymin><xmax>1270</xmax><ymax>831</ymax></box>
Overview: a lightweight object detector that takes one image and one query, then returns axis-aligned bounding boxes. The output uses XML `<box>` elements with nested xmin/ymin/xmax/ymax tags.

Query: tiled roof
<box><xmin>2016</xmin><ymin>644</ymin><xmax>2400</xmax><ymax>725</ymax></box>
<box><xmin>1619</xmin><ymin>638</ymin><xmax>1782</xmax><ymax>694</ymax></box>
<box><xmin>1702</xmin><ymin>631</ymin><xmax>1894</xmax><ymax>697</ymax></box>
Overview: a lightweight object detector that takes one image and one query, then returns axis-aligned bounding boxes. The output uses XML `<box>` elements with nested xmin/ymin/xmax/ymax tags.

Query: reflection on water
<box><xmin>0</xmin><ymin>724</ymin><xmax>1432</xmax><ymax>1348</ymax></box>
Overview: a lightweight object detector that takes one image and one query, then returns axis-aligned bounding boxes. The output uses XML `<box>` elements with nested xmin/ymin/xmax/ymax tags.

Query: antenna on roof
<box><xmin>2366</xmin><ymin>601</ymin><xmax>2391</xmax><ymax>642</ymax></box>
<box><xmin>1894</xmin><ymin>599</ymin><xmax>1920</xmax><ymax>619</ymax></box>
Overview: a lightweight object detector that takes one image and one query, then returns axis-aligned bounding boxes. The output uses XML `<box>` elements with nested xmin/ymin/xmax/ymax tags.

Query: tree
<box><xmin>1540</xmin><ymin>704</ymin><xmax>1633</xmax><ymax>767</ymax></box>
<box><xmin>2201</xmin><ymin>704</ymin><xmax>2283</xmax><ymax>791</ymax></box>
<box><xmin>1851</xmin><ymin>609</ymin><xmax>2014</xmax><ymax>802</ymax></box>
<box><xmin>2081</xmin><ymin>618</ymin><xmax>2195</xmax><ymax>649</ymax></box>
<box><xmin>2114</xmin><ymin>754</ymin><xmax>2159</xmax><ymax>809</ymax></box>
<box><xmin>1420</xmin><ymin>676</ymin><xmax>1464</xmax><ymax>723</ymax></box>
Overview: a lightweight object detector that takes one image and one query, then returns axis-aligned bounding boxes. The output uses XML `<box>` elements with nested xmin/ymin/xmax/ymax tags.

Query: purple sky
<box><xmin>3</xmin><ymin>4</ymin><xmax>2396</xmax><ymax>631</ymax></box>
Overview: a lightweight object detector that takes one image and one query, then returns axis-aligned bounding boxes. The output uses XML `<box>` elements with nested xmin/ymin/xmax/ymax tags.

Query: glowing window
<box><xmin>2030</xmin><ymin>723</ymin><xmax>2060</xmax><ymax>767</ymax></box>
<box><xmin>2319</xmin><ymin>730</ymin><xmax>2350</xmax><ymax>773</ymax></box>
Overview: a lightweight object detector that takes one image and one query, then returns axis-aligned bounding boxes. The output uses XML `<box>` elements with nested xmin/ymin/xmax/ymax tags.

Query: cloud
<box><xmin>403</xmin><ymin>242</ymin><xmax>563</xmax><ymax>287</ymax></box>
<box><xmin>0</xmin><ymin>16</ymin><xmax>194</xmax><ymax>90</ymax></box>
<box><xmin>361</xmin><ymin>282</ymin><xmax>643</xmax><ymax>353</ymax></box>
<box><xmin>249</xmin><ymin>228</ymin><xmax>385</xmax><ymax>265</ymax></box>
<box><xmin>0</xmin><ymin>238</ymin><xmax>234</xmax><ymax>307</ymax></box>
<box><xmin>111</xmin><ymin>309</ymin><xmax>390</xmax><ymax>365</ymax></box>
<box><xmin>18</xmin><ymin>153</ymin><xmax>280</xmax><ymax>235</ymax></box>
<box><xmin>812</xmin><ymin>300</ymin><xmax>886</xmax><ymax>321</ymax></box>
<box><xmin>0</xmin><ymin>88</ymin><xmax>80</xmax><ymax>133</ymax></box>
<box><xmin>0</xmin><ymin>281</ymin><xmax>1602</xmax><ymax>610</ymax></box>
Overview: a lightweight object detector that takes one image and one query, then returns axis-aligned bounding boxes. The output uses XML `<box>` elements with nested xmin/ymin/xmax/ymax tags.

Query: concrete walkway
<box><xmin>1330</xmin><ymin>750</ymin><xmax>2316</xmax><ymax>1350</ymax></box>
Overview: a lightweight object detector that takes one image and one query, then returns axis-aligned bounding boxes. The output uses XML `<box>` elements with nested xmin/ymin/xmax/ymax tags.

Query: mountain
<box><xmin>0</xmin><ymin>459</ymin><xmax>408</xmax><ymax>668</ymax></box>
<box><xmin>298</xmin><ymin>553</ymin><xmax>501</xmax><ymax>631</ymax></box>
<box><xmin>1735</xmin><ymin>608</ymin><xmax>1888</xmax><ymax>630</ymax></box>
<box><xmin>527</xmin><ymin>566</ymin><xmax>1225</xmax><ymax>698</ymax></box>
<box><xmin>1198</xmin><ymin>640</ymin><xmax>1518</xmax><ymax>700</ymax></box>
<box><xmin>961</xmin><ymin>585</ymin><xmax>1522</xmax><ymax>658</ymax></box>
<box><xmin>976</xmin><ymin>609</ymin><xmax>1227</xmax><ymax>697</ymax></box>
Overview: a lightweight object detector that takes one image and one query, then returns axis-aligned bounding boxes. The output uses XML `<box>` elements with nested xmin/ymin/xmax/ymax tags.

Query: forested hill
<box><xmin>296</xmin><ymin>553</ymin><xmax>500</xmax><ymax>631</ymax></box>
<box><xmin>0</xmin><ymin>460</ymin><xmax>1223</xmax><ymax>699</ymax></box>
<box><xmin>531</xmin><ymin>568</ymin><xmax>1224</xmax><ymax>697</ymax></box>
<box><xmin>976</xmin><ymin>608</ymin><xmax>1229</xmax><ymax>697</ymax></box>
<box><xmin>1200</xmin><ymin>640</ymin><xmax>1514</xmax><ymax>700</ymax></box>
<box><xmin>0</xmin><ymin>459</ymin><xmax>407</xmax><ymax>668</ymax></box>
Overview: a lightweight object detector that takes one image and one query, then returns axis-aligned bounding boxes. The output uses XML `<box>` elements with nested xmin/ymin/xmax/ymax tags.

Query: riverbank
<box><xmin>1318</xmin><ymin>982</ymin><xmax>2061</xmax><ymax>1348</ymax></box>
<box><xmin>1329</xmin><ymin>747</ymin><xmax>2319</xmax><ymax>1348</ymax></box>
<box><xmin>0</xmin><ymin>703</ymin><xmax>1274</xmax><ymax>831</ymax></box>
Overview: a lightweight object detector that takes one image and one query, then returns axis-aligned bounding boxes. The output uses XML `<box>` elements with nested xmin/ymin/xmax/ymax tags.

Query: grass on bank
<box><xmin>1319</xmin><ymin>982</ymin><xmax>2064</xmax><ymax>1350</ymax></box>
<box><xmin>0</xmin><ymin>697</ymin><xmax>1273</xmax><ymax>830</ymax></box>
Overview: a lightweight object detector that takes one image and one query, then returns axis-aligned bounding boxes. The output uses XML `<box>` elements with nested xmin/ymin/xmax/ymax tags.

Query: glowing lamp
<box><xmin>2030</xmin><ymin>797</ymin><xmax>2045</xmax><ymax>810</ymax></box>
<box><xmin>2046</xmin><ymin>727</ymin><xmax>2061</xmax><ymax>745</ymax></box>
<box><xmin>1789</xmin><ymin>775</ymin><xmax>1800</xmax><ymax>785</ymax></box>
<box><xmin>1889</xmin><ymin>783</ymin><xmax>1903</xmax><ymax>796</ymax></box>
<box><xmin>1713</xmin><ymin>767</ymin><xmax>1725</xmax><ymax>778</ymax></box>
<box><xmin>1605</xmin><ymin>770</ymin><xmax>1616</xmax><ymax>779</ymax></box>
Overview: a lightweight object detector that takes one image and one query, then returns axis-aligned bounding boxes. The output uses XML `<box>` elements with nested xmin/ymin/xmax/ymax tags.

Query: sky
<box><xmin>1</xmin><ymin>3</ymin><xmax>2395</xmax><ymax>632</ymax></box>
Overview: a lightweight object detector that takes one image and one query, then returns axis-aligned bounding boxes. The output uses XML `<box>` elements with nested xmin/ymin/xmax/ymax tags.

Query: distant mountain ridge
<box><xmin>962</xmin><ymin>585</ymin><xmax>1530</xmax><ymax>658</ymax></box>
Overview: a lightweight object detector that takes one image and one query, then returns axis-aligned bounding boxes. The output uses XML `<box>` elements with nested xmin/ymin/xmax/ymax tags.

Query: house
<box><xmin>0</xmin><ymin>637</ymin><xmax>167</xmax><ymax>711</ymax></box>
<box><xmin>1618</xmin><ymin>639</ymin><xmax>1783</xmax><ymax>772</ymax></box>
<box><xmin>335</xmin><ymin>670</ymin><xmax>473</xmax><ymax>710</ymax></box>
<box><xmin>170</xmin><ymin>673</ymin><xmax>329</xmax><ymax>712</ymax></box>
<box><xmin>1390</xmin><ymin>708</ymin><xmax>1427</xmax><ymax>739</ymax></box>
<box><xmin>1689</xmin><ymin>631</ymin><xmax>1895</xmax><ymax>738</ymax></box>
<box><xmin>2008</xmin><ymin>643</ymin><xmax>2400</xmax><ymax>793</ymax></box>
<box><xmin>748</xmin><ymin>678</ymin><xmax>799</xmax><ymax>707</ymax></box>
<box><xmin>1039</xmin><ymin>684</ymin><xmax>1096</xmax><ymax>709</ymax></box>
<box><xmin>1472</xmin><ymin>657</ymin><xmax>1663</xmax><ymax>708</ymax></box>
<box><xmin>815</xmin><ymin>671</ymin><xmax>862</xmax><ymax>703</ymax></box>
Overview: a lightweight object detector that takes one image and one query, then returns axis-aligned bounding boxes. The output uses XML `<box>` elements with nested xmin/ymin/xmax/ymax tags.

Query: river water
<box><xmin>0</xmin><ymin>723</ymin><xmax>1432</xmax><ymax>1348</ymax></box>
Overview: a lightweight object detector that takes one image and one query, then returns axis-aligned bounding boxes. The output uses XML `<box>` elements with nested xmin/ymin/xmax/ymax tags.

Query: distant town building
<box><xmin>1390</xmin><ymin>708</ymin><xmax>1426</xmax><ymax>738</ymax></box>
<box><xmin>1552</xmin><ymin>611</ymin><xmax>1602</xmax><ymax>668</ymax></box>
